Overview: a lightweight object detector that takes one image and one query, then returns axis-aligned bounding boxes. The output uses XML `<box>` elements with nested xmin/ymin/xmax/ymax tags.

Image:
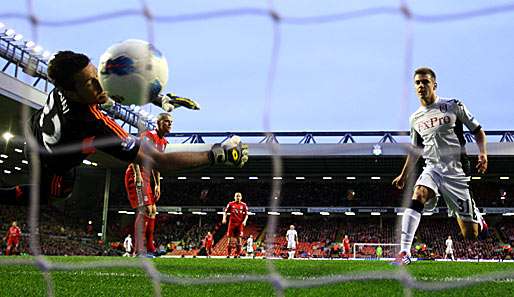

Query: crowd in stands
<box><xmin>499</xmin><ymin>222</ymin><xmax>514</xmax><ymax>243</ymax></box>
<box><xmin>107</xmin><ymin>179</ymin><xmax>514</xmax><ymax>208</ymax></box>
<box><xmin>0</xmin><ymin>206</ymin><xmax>104</xmax><ymax>256</ymax></box>
<box><xmin>184</xmin><ymin>216</ymin><xmax>509</xmax><ymax>260</ymax></box>
<box><xmin>417</xmin><ymin>219</ymin><xmax>500</xmax><ymax>259</ymax></box>
<box><xmin>107</xmin><ymin>214</ymin><xmax>219</xmax><ymax>256</ymax></box>
<box><xmin>120</xmin><ymin>180</ymin><xmax>401</xmax><ymax>207</ymax></box>
<box><xmin>2</xmin><ymin>203</ymin><xmax>514</xmax><ymax>260</ymax></box>
<box><xmin>245</xmin><ymin>217</ymin><xmax>509</xmax><ymax>260</ymax></box>
<box><xmin>155</xmin><ymin>216</ymin><xmax>214</xmax><ymax>252</ymax></box>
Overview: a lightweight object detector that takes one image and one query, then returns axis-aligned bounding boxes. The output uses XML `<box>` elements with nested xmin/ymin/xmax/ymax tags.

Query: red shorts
<box><xmin>124</xmin><ymin>166</ymin><xmax>155</xmax><ymax>209</ymax></box>
<box><xmin>205</xmin><ymin>242</ymin><xmax>213</xmax><ymax>249</ymax></box>
<box><xmin>227</xmin><ymin>223</ymin><xmax>244</xmax><ymax>237</ymax></box>
<box><xmin>7</xmin><ymin>238</ymin><xmax>20</xmax><ymax>246</ymax></box>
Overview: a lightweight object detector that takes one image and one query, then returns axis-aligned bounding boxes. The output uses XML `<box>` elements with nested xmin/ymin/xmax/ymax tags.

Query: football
<box><xmin>98</xmin><ymin>39</ymin><xmax>169</xmax><ymax>106</ymax></box>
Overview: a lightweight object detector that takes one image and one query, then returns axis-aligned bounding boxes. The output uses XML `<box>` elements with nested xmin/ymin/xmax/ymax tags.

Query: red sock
<box><xmin>146</xmin><ymin>217</ymin><xmax>156</xmax><ymax>253</ymax></box>
<box><xmin>134</xmin><ymin>213</ymin><xmax>146</xmax><ymax>254</ymax></box>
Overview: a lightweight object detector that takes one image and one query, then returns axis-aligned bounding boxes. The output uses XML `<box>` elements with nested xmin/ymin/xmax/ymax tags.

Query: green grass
<box><xmin>1</xmin><ymin>257</ymin><xmax>514</xmax><ymax>297</ymax></box>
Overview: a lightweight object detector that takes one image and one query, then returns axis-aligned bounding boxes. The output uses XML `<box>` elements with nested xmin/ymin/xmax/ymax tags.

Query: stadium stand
<box><xmin>105</xmin><ymin>176</ymin><xmax>514</xmax><ymax>208</ymax></box>
<box><xmin>0</xmin><ymin>206</ymin><xmax>104</xmax><ymax>256</ymax></box>
<box><xmin>2</xmin><ymin>205</ymin><xmax>514</xmax><ymax>260</ymax></box>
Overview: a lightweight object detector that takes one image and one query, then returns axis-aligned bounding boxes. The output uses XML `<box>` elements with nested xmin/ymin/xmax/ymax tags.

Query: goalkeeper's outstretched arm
<box><xmin>134</xmin><ymin>136</ymin><xmax>249</xmax><ymax>172</ymax></box>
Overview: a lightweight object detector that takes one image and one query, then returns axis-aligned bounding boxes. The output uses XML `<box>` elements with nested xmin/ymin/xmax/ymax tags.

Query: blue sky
<box><xmin>2</xmin><ymin>0</ymin><xmax>514</xmax><ymax>133</ymax></box>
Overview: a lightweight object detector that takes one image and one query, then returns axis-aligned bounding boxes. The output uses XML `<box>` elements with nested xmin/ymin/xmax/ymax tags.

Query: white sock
<box><xmin>476</xmin><ymin>209</ymin><xmax>484</xmax><ymax>229</ymax></box>
<box><xmin>400</xmin><ymin>208</ymin><xmax>421</xmax><ymax>256</ymax></box>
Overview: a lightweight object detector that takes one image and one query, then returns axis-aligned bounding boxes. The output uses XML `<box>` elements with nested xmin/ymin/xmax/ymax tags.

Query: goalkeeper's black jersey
<box><xmin>30</xmin><ymin>89</ymin><xmax>139</xmax><ymax>173</ymax></box>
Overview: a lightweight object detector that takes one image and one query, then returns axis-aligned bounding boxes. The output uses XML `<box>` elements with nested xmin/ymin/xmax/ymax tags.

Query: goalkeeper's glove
<box><xmin>99</xmin><ymin>97</ymin><xmax>116</xmax><ymax>110</ymax></box>
<box><xmin>156</xmin><ymin>93</ymin><xmax>201</xmax><ymax>112</ymax></box>
<box><xmin>209</xmin><ymin>136</ymin><xmax>249</xmax><ymax>168</ymax></box>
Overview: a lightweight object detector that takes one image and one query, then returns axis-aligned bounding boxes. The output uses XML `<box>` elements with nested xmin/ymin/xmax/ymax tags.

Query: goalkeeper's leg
<box><xmin>0</xmin><ymin>185</ymin><xmax>29</xmax><ymax>205</ymax></box>
<box><xmin>0</xmin><ymin>169</ymin><xmax>75</xmax><ymax>205</ymax></box>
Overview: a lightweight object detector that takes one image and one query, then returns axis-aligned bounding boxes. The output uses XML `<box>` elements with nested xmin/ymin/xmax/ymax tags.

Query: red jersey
<box><xmin>225</xmin><ymin>201</ymin><xmax>248</xmax><ymax>225</ymax></box>
<box><xmin>7</xmin><ymin>226</ymin><xmax>21</xmax><ymax>240</ymax></box>
<box><xmin>142</xmin><ymin>130</ymin><xmax>168</xmax><ymax>153</ymax></box>
<box><xmin>125</xmin><ymin>129</ymin><xmax>168</xmax><ymax>180</ymax></box>
<box><xmin>343</xmin><ymin>238</ymin><xmax>350</xmax><ymax>247</ymax></box>
<box><xmin>205</xmin><ymin>234</ymin><xmax>213</xmax><ymax>245</ymax></box>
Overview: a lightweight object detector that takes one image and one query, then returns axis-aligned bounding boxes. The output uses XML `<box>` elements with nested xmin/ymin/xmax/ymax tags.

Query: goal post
<box><xmin>353</xmin><ymin>243</ymin><xmax>401</xmax><ymax>259</ymax></box>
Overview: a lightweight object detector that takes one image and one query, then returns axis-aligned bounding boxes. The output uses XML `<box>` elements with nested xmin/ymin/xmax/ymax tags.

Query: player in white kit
<box><xmin>444</xmin><ymin>235</ymin><xmax>455</xmax><ymax>261</ymax></box>
<box><xmin>392</xmin><ymin>67</ymin><xmax>488</xmax><ymax>265</ymax></box>
<box><xmin>286</xmin><ymin>225</ymin><xmax>298</xmax><ymax>259</ymax></box>
<box><xmin>123</xmin><ymin>234</ymin><xmax>133</xmax><ymax>257</ymax></box>
<box><xmin>246</xmin><ymin>235</ymin><xmax>254</xmax><ymax>257</ymax></box>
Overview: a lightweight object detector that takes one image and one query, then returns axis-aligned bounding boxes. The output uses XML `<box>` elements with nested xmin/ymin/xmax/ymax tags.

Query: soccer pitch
<box><xmin>1</xmin><ymin>257</ymin><xmax>514</xmax><ymax>296</ymax></box>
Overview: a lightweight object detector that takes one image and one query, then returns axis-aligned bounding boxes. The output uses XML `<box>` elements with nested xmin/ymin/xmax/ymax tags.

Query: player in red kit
<box><xmin>0</xmin><ymin>51</ymin><xmax>249</xmax><ymax>218</ymax></box>
<box><xmin>342</xmin><ymin>234</ymin><xmax>351</xmax><ymax>258</ymax></box>
<box><xmin>222</xmin><ymin>192</ymin><xmax>248</xmax><ymax>258</ymax></box>
<box><xmin>125</xmin><ymin>113</ymin><xmax>172</xmax><ymax>256</ymax></box>
<box><xmin>204</xmin><ymin>231</ymin><xmax>214</xmax><ymax>257</ymax></box>
<box><xmin>5</xmin><ymin>221</ymin><xmax>22</xmax><ymax>256</ymax></box>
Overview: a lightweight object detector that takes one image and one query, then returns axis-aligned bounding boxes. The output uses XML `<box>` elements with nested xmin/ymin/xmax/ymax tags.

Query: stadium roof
<box><xmin>1</xmin><ymin>86</ymin><xmax>514</xmax><ymax>177</ymax></box>
<box><xmin>1</xmin><ymin>50</ymin><xmax>513</xmax><ymax>177</ymax></box>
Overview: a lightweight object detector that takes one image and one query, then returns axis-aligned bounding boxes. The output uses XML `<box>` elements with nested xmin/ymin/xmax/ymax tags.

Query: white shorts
<box><xmin>287</xmin><ymin>241</ymin><xmax>296</xmax><ymax>250</ymax></box>
<box><xmin>247</xmin><ymin>247</ymin><xmax>254</xmax><ymax>253</ymax></box>
<box><xmin>415</xmin><ymin>166</ymin><xmax>480</xmax><ymax>224</ymax></box>
<box><xmin>446</xmin><ymin>248</ymin><xmax>453</xmax><ymax>254</ymax></box>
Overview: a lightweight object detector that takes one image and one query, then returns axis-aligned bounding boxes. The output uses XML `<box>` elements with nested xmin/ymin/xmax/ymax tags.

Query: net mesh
<box><xmin>1</xmin><ymin>0</ymin><xmax>514</xmax><ymax>296</ymax></box>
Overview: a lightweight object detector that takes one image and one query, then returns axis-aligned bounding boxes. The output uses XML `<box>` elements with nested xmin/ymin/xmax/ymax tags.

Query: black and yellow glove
<box><xmin>160</xmin><ymin>93</ymin><xmax>200</xmax><ymax>111</ymax></box>
<box><xmin>210</xmin><ymin>136</ymin><xmax>249</xmax><ymax>168</ymax></box>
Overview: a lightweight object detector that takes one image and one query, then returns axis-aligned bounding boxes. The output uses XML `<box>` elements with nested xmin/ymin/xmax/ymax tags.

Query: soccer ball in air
<box><xmin>98</xmin><ymin>39</ymin><xmax>169</xmax><ymax>106</ymax></box>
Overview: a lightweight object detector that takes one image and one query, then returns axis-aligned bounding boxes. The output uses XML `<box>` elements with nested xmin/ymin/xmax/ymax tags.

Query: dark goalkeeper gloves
<box><xmin>210</xmin><ymin>136</ymin><xmax>249</xmax><ymax>168</ymax></box>
<box><xmin>158</xmin><ymin>93</ymin><xmax>201</xmax><ymax>112</ymax></box>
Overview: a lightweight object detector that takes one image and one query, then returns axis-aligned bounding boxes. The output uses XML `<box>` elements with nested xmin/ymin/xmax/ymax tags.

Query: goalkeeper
<box><xmin>0</xmin><ymin>51</ymin><xmax>249</xmax><ymax>207</ymax></box>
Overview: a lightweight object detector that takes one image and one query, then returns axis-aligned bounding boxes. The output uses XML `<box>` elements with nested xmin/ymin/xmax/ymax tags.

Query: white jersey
<box><xmin>124</xmin><ymin>236</ymin><xmax>133</xmax><ymax>252</ymax></box>
<box><xmin>410</xmin><ymin>97</ymin><xmax>480</xmax><ymax>174</ymax></box>
<box><xmin>445</xmin><ymin>239</ymin><xmax>453</xmax><ymax>252</ymax></box>
<box><xmin>286</xmin><ymin>230</ymin><xmax>298</xmax><ymax>243</ymax></box>
<box><xmin>246</xmin><ymin>237</ymin><xmax>254</xmax><ymax>253</ymax></box>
